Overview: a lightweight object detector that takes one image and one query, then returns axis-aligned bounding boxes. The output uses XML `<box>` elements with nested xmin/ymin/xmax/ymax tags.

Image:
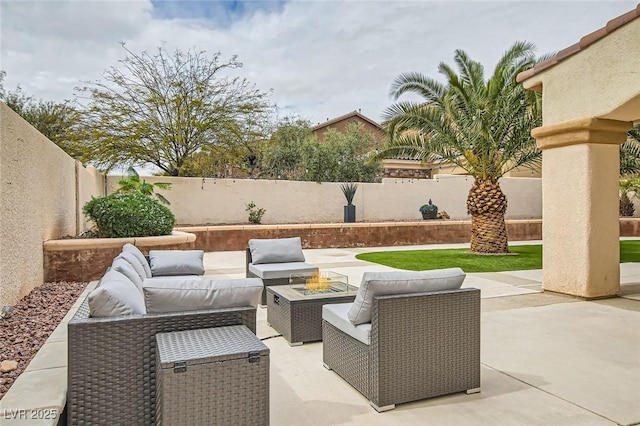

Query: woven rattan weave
<box><xmin>267</xmin><ymin>285</ymin><xmax>356</xmax><ymax>345</ymax></box>
<box><xmin>323</xmin><ymin>288</ymin><xmax>481</xmax><ymax>410</ymax></box>
<box><xmin>155</xmin><ymin>325</ymin><xmax>269</xmax><ymax>426</ymax></box>
<box><xmin>67</xmin><ymin>295</ymin><xmax>256</xmax><ymax>425</ymax></box>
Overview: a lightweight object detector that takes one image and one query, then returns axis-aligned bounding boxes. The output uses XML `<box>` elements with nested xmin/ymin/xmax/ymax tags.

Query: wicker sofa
<box><xmin>67</xmin><ymin>243</ymin><xmax>262</xmax><ymax>425</ymax></box>
<box><xmin>322</xmin><ymin>269</ymin><xmax>481</xmax><ymax>412</ymax></box>
<box><xmin>67</xmin><ymin>298</ymin><xmax>256</xmax><ymax>425</ymax></box>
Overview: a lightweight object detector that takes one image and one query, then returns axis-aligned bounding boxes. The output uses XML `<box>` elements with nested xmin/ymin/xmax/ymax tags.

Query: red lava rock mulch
<box><xmin>0</xmin><ymin>281</ymin><xmax>87</xmax><ymax>400</ymax></box>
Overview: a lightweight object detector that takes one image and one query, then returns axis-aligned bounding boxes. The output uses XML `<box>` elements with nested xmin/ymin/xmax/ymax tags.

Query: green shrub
<box><xmin>83</xmin><ymin>193</ymin><xmax>175</xmax><ymax>238</ymax></box>
<box><xmin>245</xmin><ymin>201</ymin><xmax>266</xmax><ymax>224</ymax></box>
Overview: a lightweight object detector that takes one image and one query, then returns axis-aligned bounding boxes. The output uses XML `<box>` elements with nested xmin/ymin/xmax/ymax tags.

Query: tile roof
<box><xmin>311</xmin><ymin>110</ymin><xmax>382</xmax><ymax>131</ymax></box>
<box><xmin>517</xmin><ymin>4</ymin><xmax>640</xmax><ymax>83</ymax></box>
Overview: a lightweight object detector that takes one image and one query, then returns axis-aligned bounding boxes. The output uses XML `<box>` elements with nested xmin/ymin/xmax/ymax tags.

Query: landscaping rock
<box><xmin>0</xmin><ymin>281</ymin><xmax>87</xmax><ymax>400</ymax></box>
<box><xmin>0</xmin><ymin>360</ymin><xmax>17</xmax><ymax>373</ymax></box>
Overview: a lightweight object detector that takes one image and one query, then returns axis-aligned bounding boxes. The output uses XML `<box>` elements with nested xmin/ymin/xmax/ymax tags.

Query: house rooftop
<box><xmin>517</xmin><ymin>4</ymin><xmax>640</xmax><ymax>83</ymax></box>
<box><xmin>311</xmin><ymin>110</ymin><xmax>383</xmax><ymax>131</ymax></box>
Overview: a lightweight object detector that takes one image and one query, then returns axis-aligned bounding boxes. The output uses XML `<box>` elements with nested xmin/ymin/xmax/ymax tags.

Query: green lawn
<box><xmin>355</xmin><ymin>241</ymin><xmax>640</xmax><ymax>273</ymax></box>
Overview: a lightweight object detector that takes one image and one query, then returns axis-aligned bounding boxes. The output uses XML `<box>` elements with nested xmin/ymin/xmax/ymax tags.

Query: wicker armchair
<box><xmin>322</xmin><ymin>288</ymin><xmax>481</xmax><ymax>412</ymax></box>
<box><xmin>246</xmin><ymin>247</ymin><xmax>317</xmax><ymax>305</ymax></box>
<box><xmin>67</xmin><ymin>295</ymin><xmax>256</xmax><ymax>426</ymax></box>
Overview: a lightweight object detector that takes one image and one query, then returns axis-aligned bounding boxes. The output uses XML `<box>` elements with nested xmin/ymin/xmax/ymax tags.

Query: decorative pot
<box><xmin>344</xmin><ymin>205</ymin><xmax>356</xmax><ymax>223</ymax></box>
<box><xmin>421</xmin><ymin>210</ymin><xmax>437</xmax><ymax>220</ymax></box>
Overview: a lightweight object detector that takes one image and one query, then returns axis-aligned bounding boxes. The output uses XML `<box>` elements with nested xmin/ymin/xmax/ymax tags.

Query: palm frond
<box><xmin>621</xmin><ymin>127</ymin><xmax>640</xmax><ymax>176</ymax></box>
<box><xmin>382</xmin><ymin>41</ymin><xmax>544</xmax><ymax>180</ymax></box>
<box><xmin>388</xmin><ymin>72</ymin><xmax>446</xmax><ymax>102</ymax></box>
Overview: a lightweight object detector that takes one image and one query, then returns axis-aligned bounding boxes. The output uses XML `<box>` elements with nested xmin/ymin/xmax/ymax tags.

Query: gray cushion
<box><xmin>149</xmin><ymin>250</ymin><xmax>205</xmax><ymax>276</ymax></box>
<box><xmin>323</xmin><ymin>303</ymin><xmax>371</xmax><ymax>345</ymax></box>
<box><xmin>122</xmin><ymin>243</ymin><xmax>152</xmax><ymax>278</ymax></box>
<box><xmin>118</xmin><ymin>251</ymin><xmax>148</xmax><ymax>282</ymax></box>
<box><xmin>111</xmin><ymin>257</ymin><xmax>144</xmax><ymax>293</ymax></box>
<box><xmin>88</xmin><ymin>270</ymin><xmax>146</xmax><ymax>317</ymax></box>
<box><xmin>143</xmin><ymin>276</ymin><xmax>203</xmax><ymax>285</ymax></box>
<box><xmin>248</xmin><ymin>262</ymin><xmax>318</xmax><ymax>280</ymax></box>
<box><xmin>143</xmin><ymin>278</ymin><xmax>263</xmax><ymax>314</ymax></box>
<box><xmin>248</xmin><ymin>237</ymin><xmax>305</xmax><ymax>264</ymax></box>
<box><xmin>347</xmin><ymin>268</ymin><xmax>466</xmax><ymax>325</ymax></box>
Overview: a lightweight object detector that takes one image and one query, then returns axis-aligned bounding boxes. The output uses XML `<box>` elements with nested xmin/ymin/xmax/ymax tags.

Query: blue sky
<box><xmin>1</xmin><ymin>0</ymin><xmax>638</xmax><ymax>127</ymax></box>
<box><xmin>150</xmin><ymin>0</ymin><xmax>286</xmax><ymax>25</ymax></box>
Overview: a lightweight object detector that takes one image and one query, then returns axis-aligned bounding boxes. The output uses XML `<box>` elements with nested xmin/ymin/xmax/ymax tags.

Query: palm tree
<box><xmin>379</xmin><ymin>41</ymin><xmax>546</xmax><ymax>254</ymax></box>
<box><xmin>620</xmin><ymin>124</ymin><xmax>640</xmax><ymax>176</ymax></box>
<box><xmin>116</xmin><ymin>166</ymin><xmax>172</xmax><ymax>205</ymax></box>
<box><xmin>619</xmin><ymin>177</ymin><xmax>640</xmax><ymax>217</ymax></box>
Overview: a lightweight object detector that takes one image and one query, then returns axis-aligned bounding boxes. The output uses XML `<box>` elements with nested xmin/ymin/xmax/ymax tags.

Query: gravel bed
<box><xmin>0</xmin><ymin>281</ymin><xmax>87</xmax><ymax>400</ymax></box>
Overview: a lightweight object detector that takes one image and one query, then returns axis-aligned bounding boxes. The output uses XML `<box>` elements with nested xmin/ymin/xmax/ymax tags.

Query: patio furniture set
<box><xmin>67</xmin><ymin>237</ymin><xmax>480</xmax><ymax>424</ymax></box>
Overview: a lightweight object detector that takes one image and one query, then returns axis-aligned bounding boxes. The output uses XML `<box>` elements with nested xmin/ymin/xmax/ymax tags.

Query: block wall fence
<box><xmin>0</xmin><ymin>104</ymin><xmax>105</xmax><ymax>305</ymax></box>
<box><xmin>2</xmin><ymin>101</ymin><xmax>638</xmax><ymax>305</ymax></box>
<box><xmin>105</xmin><ymin>174</ymin><xmax>543</xmax><ymax>225</ymax></box>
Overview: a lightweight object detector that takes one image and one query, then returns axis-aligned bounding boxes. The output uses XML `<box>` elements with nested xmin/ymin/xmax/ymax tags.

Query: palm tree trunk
<box><xmin>467</xmin><ymin>177</ymin><xmax>509</xmax><ymax>254</ymax></box>
<box><xmin>620</xmin><ymin>193</ymin><xmax>635</xmax><ymax>217</ymax></box>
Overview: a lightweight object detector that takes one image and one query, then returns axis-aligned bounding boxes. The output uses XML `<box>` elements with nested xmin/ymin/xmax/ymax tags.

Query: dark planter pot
<box><xmin>344</xmin><ymin>204</ymin><xmax>356</xmax><ymax>223</ymax></box>
<box><xmin>421</xmin><ymin>210</ymin><xmax>438</xmax><ymax>220</ymax></box>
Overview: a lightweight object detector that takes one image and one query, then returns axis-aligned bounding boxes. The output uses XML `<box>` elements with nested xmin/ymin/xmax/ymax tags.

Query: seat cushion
<box><xmin>143</xmin><ymin>278</ymin><xmax>263</xmax><ymax>314</ymax></box>
<box><xmin>122</xmin><ymin>243</ymin><xmax>152</xmax><ymax>278</ymax></box>
<box><xmin>149</xmin><ymin>250</ymin><xmax>205</xmax><ymax>276</ymax></box>
<box><xmin>323</xmin><ymin>303</ymin><xmax>371</xmax><ymax>345</ymax></box>
<box><xmin>88</xmin><ymin>270</ymin><xmax>146</xmax><ymax>317</ymax></box>
<box><xmin>111</xmin><ymin>257</ymin><xmax>144</xmax><ymax>293</ymax></box>
<box><xmin>248</xmin><ymin>237</ymin><xmax>305</xmax><ymax>264</ymax></box>
<box><xmin>248</xmin><ymin>262</ymin><xmax>318</xmax><ymax>280</ymax></box>
<box><xmin>347</xmin><ymin>268</ymin><xmax>466</xmax><ymax>325</ymax></box>
<box><xmin>143</xmin><ymin>276</ymin><xmax>202</xmax><ymax>285</ymax></box>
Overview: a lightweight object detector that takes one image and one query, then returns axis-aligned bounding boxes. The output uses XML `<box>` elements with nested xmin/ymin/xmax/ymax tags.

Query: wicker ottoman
<box><xmin>155</xmin><ymin>325</ymin><xmax>269</xmax><ymax>426</ymax></box>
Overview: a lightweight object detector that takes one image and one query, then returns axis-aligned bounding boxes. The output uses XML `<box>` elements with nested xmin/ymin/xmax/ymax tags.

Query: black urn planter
<box><xmin>421</xmin><ymin>210</ymin><xmax>438</xmax><ymax>220</ymax></box>
<box><xmin>344</xmin><ymin>204</ymin><xmax>356</xmax><ymax>223</ymax></box>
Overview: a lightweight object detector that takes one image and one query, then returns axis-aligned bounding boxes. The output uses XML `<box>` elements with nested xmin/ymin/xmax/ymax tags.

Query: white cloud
<box><xmin>1</xmin><ymin>0</ymin><xmax>637</xmax><ymax>125</ymax></box>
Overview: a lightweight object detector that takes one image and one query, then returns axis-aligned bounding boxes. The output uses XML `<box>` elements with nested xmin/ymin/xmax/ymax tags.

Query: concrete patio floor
<box><xmin>205</xmin><ymin>240</ymin><xmax>640</xmax><ymax>426</ymax></box>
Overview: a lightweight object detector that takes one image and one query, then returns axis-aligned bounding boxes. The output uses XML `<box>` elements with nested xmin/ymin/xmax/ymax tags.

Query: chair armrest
<box><xmin>246</xmin><ymin>248</ymin><xmax>253</xmax><ymax>275</ymax></box>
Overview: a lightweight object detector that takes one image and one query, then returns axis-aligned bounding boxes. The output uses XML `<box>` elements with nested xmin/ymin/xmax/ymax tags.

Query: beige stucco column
<box><xmin>532</xmin><ymin>117</ymin><xmax>632</xmax><ymax>298</ymax></box>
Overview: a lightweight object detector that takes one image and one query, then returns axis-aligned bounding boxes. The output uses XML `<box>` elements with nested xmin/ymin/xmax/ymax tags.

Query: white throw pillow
<box><xmin>111</xmin><ymin>257</ymin><xmax>144</xmax><ymax>293</ymax></box>
<box><xmin>143</xmin><ymin>278</ymin><xmax>263</xmax><ymax>314</ymax></box>
<box><xmin>347</xmin><ymin>268</ymin><xmax>466</xmax><ymax>325</ymax></box>
<box><xmin>149</xmin><ymin>250</ymin><xmax>205</xmax><ymax>276</ymax></box>
<box><xmin>248</xmin><ymin>237</ymin><xmax>305</xmax><ymax>264</ymax></box>
<box><xmin>122</xmin><ymin>243</ymin><xmax>153</xmax><ymax>278</ymax></box>
<box><xmin>88</xmin><ymin>270</ymin><xmax>146</xmax><ymax>317</ymax></box>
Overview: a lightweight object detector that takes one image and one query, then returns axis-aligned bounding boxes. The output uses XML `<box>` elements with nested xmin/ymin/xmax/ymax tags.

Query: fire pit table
<box><xmin>266</xmin><ymin>271</ymin><xmax>357</xmax><ymax>346</ymax></box>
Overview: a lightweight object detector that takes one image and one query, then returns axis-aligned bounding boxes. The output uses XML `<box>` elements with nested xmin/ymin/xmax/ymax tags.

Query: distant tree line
<box><xmin>0</xmin><ymin>44</ymin><xmax>380</xmax><ymax>182</ymax></box>
<box><xmin>2</xmin><ymin>42</ymin><xmax>637</xmax><ymax>191</ymax></box>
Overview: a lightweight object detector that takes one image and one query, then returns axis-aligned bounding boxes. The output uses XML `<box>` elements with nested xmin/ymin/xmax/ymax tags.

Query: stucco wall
<box><xmin>106</xmin><ymin>174</ymin><xmax>542</xmax><ymax>225</ymax></box>
<box><xmin>0</xmin><ymin>103</ymin><xmax>104</xmax><ymax>306</ymax></box>
<box><xmin>523</xmin><ymin>18</ymin><xmax>640</xmax><ymax>124</ymax></box>
<box><xmin>77</xmin><ymin>165</ymin><xmax>106</xmax><ymax>231</ymax></box>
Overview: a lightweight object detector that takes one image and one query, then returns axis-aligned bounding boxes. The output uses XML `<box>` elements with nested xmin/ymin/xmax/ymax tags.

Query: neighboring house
<box><xmin>312</xmin><ymin>110</ymin><xmax>431</xmax><ymax>179</ymax></box>
<box><xmin>311</xmin><ymin>110</ymin><xmax>385</xmax><ymax>145</ymax></box>
<box><xmin>312</xmin><ymin>110</ymin><xmax>541</xmax><ymax>179</ymax></box>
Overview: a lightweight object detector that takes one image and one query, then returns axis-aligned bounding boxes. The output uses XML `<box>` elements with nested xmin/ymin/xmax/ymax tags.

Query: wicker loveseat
<box><xmin>322</xmin><ymin>269</ymin><xmax>481</xmax><ymax>412</ymax></box>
